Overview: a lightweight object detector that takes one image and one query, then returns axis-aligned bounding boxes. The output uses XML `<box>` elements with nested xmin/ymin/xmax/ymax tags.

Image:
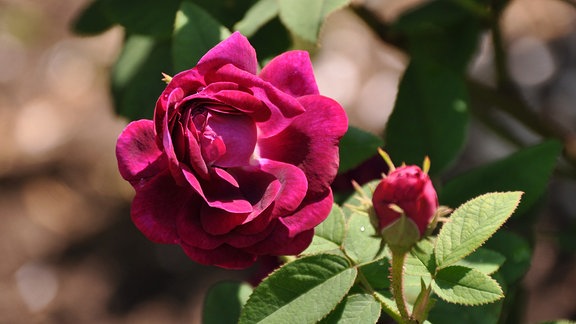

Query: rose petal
<box><xmin>156</xmin><ymin>85</ymin><xmax>186</xmax><ymax>145</ymax></box>
<box><xmin>176</xmin><ymin>205</ymin><xmax>225</xmax><ymax>250</ymax></box>
<box><xmin>205</xmin><ymin>64</ymin><xmax>306</xmax><ymax>137</ymax></box>
<box><xmin>204</xmin><ymin>112</ymin><xmax>257</xmax><ymax>167</ymax></box>
<box><xmin>257</xmin><ymin>95</ymin><xmax>347</xmax><ymax>197</ymax></box>
<box><xmin>197</xmin><ymin>32</ymin><xmax>258</xmax><ymax>76</ymax></box>
<box><xmin>243</xmin><ymin>221</ymin><xmax>315</xmax><ymax>256</ymax></box>
<box><xmin>200</xmin><ymin>206</ymin><xmax>249</xmax><ymax>236</ymax></box>
<box><xmin>180</xmin><ymin>82</ymin><xmax>272</xmax><ymax>123</ymax></box>
<box><xmin>280</xmin><ymin>190</ymin><xmax>334</xmax><ymax>236</ymax></box>
<box><xmin>213</xmin><ymin>168</ymin><xmax>239</xmax><ymax>188</ymax></box>
<box><xmin>181</xmin><ymin>167</ymin><xmax>253</xmax><ymax>213</ymax></box>
<box><xmin>131</xmin><ymin>170</ymin><xmax>189</xmax><ymax>244</ymax></box>
<box><xmin>258</xmin><ymin>159</ymin><xmax>308</xmax><ymax>216</ymax></box>
<box><xmin>116</xmin><ymin>120</ymin><xmax>166</xmax><ymax>186</ymax></box>
<box><xmin>260</xmin><ymin>50</ymin><xmax>319</xmax><ymax>97</ymax></box>
<box><xmin>227</xmin><ymin>207</ymin><xmax>276</xmax><ymax>245</ymax></box>
<box><xmin>180</xmin><ymin>242</ymin><xmax>257</xmax><ymax>269</ymax></box>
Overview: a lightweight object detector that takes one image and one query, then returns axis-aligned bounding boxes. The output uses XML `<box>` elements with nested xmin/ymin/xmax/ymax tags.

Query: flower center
<box><xmin>190</xmin><ymin>105</ymin><xmax>257</xmax><ymax>168</ymax></box>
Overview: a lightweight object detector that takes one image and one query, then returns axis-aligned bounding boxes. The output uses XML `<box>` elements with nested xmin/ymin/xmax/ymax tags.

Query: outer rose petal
<box><xmin>180</xmin><ymin>243</ymin><xmax>257</xmax><ymax>269</ymax></box>
<box><xmin>280</xmin><ymin>190</ymin><xmax>334</xmax><ymax>236</ymax></box>
<box><xmin>260</xmin><ymin>50</ymin><xmax>319</xmax><ymax>97</ymax></box>
<box><xmin>243</xmin><ymin>220</ymin><xmax>315</xmax><ymax>256</ymax></box>
<box><xmin>131</xmin><ymin>170</ymin><xmax>190</xmax><ymax>244</ymax></box>
<box><xmin>197</xmin><ymin>32</ymin><xmax>258</xmax><ymax>75</ymax></box>
<box><xmin>257</xmin><ymin>159</ymin><xmax>308</xmax><ymax>216</ymax></box>
<box><xmin>258</xmin><ymin>95</ymin><xmax>348</xmax><ymax>197</ymax></box>
<box><xmin>116</xmin><ymin>120</ymin><xmax>166</xmax><ymax>186</ymax></box>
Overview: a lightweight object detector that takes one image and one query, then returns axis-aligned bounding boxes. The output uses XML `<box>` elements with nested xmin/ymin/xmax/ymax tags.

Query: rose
<box><xmin>115</xmin><ymin>32</ymin><xmax>348</xmax><ymax>269</ymax></box>
<box><xmin>372</xmin><ymin>165</ymin><xmax>438</xmax><ymax>238</ymax></box>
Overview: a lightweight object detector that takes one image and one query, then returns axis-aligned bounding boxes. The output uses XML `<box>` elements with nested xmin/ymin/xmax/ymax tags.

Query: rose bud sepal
<box><xmin>379</xmin><ymin>204</ymin><xmax>421</xmax><ymax>254</ymax></box>
<box><xmin>424</xmin><ymin>205</ymin><xmax>453</xmax><ymax>237</ymax></box>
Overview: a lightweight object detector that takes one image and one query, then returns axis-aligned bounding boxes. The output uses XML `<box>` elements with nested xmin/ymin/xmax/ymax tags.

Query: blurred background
<box><xmin>1</xmin><ymin>0</ymin><xmax>576</xmax><ymax>322</ymax></box>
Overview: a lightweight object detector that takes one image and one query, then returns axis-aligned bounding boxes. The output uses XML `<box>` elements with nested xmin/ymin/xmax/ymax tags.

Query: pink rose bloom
<box><xmin>116</xmin><ymin>32</ymin><xmax>348</xmax><ymax>269</ymax></box>
<box><xmin>372</xmin><ymin>165</ymin><xmax>438</xmax><ymax>237</ymax></box>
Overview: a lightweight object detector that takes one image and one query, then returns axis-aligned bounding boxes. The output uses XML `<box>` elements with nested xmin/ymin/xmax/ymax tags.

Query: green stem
<box><xmin>489</xmin><ymin>0</ymin><xmax>510</xmax><ymax>91</ymax></box>
<box><xmin>391</xmin><ymin>251</ymin><xmax>411</xmax><ymax>323</ymax></box>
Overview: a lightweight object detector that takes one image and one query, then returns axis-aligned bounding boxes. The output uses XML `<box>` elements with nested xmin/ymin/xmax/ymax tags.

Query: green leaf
<box><xmin>112</xmin><ymin>35</ymin><xmax>173</xmax><ymax>120</ymax></box>
<box><xmin>317</xmin><ymin>204</ymin><xmax>346</xmax><ymax>245</ymax></box>
<box><xmin>358</xmin><ymin>257</ymin><xmax>391</xmax><ymax>290</ymax></box>
<box><xmin>189</xmin><ymin>0</ymin><xmax>258</xmax><ymax>29</ymax></box>
<box><xmin>385</xmin><ymin>2</ymin><xmax>481</xmax><ymax>173</ymax></box>
<box><xmin>435</xmin><ymin>192</ymin><xmax>523</xmax><ymax>269</ymax></box>
<box><xmin>277</xmin><ymin>0</ymin><xmax>350</xmax><ymax>43</ymax></box>
<box><xmin>484</xmin><ymin>230</ymin><xmax>531</xmax><ymax>284</ymax></box>
<box><xmin>384</xmin><ymin>61</ymin><xmax>469</xmax><ymax>174</ymax></box>
<box><xmin>455</xmin><ymin>248</ymin><xmax>505</xmax><ymax>275</ymax></box>
<box><xmin>173</xmin><ymin>2</ymin><xmax>230</xmax><ymax>72</ymax></box>
<box><xmin>431</xmin><ymin>266</ymin><xmax>503</xmax><ymax>305</ymax></box>
<box><xmin>71</xmin><ymin>1</ymin><xmax>114</xmax><ymax>35</ymax></box>
<box><xmin>319</xmin><ymin>293</ymin><xmax>381</xmax><ymax>324</ymax></box>
<box><xmin>302</xmin><ymin>236</ymin><xmax>343</xmax><ymax>256</ymax></box>
<box><xmin>428</xmin><ymin>297</ymin><xmax>503</xmax><ymax>324</ymax></box>
<box><xmin>239</xmin><ymin>254</ymin><xmax>357</xmax><ymax>324</ymax></box>
<box><xmin>373</xmin><ymin>290</ymin><xmax>402</xmax><ymax>322</ymax></box>
<box><xmin>343</xmin><ymin>211</ymin><xmax>383</xmax><ymax>264</ymax></box>
<box><xmin>393</xmin><ymin>1</ymin><xmax>482</xmax><ymax>72</ymax></box>
<box><xmin>99</xmin><ymin>0</ymin><xmax>181</xmax><ymax>37</ymax></box>
<box><xmin>247</xmin><ymin>17</ymin><xmax>291</xmax><ymax>62</ymax></box>
<box><xmin>404</xmin><ymin>240</ymin><xmax>434</xmax><ymax>304</ymax></box>
<box><xmin>234</xmin><ymin>0</ymin><xmax>279</xmax><ymax>37</ymax></box>
<box><xmin>302</xmin><ymin>204</ymin><xmax>346</xmax><ymax>255</ymax></box>
<box><xmin>338</xmin><ymin>126</ymin><xmax>384</xmax><ymax>173</ymax></box>
<box><xmin>203</xmin><ymin>281</ymin><xmax>253</xmax><ymax>324</ymax></box>
<box><xmin>441</xmin><ymin>140</ymin><xmax>562</xmax><ymax>215</ymax></box>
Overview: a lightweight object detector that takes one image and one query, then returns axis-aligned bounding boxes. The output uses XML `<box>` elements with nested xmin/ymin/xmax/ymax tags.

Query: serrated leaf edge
<box><xmin>239</xmin><ymin>254</ymin><xmax>354</xmax><ymax>323</ymax></box>
<box><xmin>435</xmin><ymin>191</ymin><xmax>523</xmax><ymax>269</ymax></box>
<box><xmin>431</xmin><ymin>266</ymin><xmax>504</xmax><ymax>306</ymax></box>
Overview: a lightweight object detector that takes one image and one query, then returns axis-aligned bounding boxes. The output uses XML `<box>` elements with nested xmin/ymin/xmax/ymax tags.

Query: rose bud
<box><xmin>371</xmin><ymin>158</ymin><xmax>438</xmax><ymax>250</ymax></box>
<box><xmin>116</xmin><ymin>32</ymin><xmax>348</xmax><ymax>269</ymax></box>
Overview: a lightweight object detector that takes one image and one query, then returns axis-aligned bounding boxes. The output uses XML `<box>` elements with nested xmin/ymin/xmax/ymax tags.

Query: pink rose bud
<box><xmin>372</xmin><ymin>165</ymin><xmax>438</xmax><ymax>240</ymax></box>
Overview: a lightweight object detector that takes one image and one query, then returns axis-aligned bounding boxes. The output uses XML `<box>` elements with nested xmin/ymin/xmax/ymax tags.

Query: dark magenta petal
<box><xmin>212</xmin><ymin>90</ymin><xmax>270</xmax><ymax>122</ymax></box>
<box><xmin>155</xmin><ymin>86</ymin><xmax>186</xmax><ymax>146</ymax></box>
<box><xmin>204</xmin><ymin>112</ymin><xmax>257</xmax><ymax>167</ymax></box>
<box><xmin>131</xmin><ymin>170</ymin><xmax>190</xmax><ymax>244</ymax></box>
<box><xmin>159</xmin><ymin>97</ymin><xmax>194</xmax><ymax>185</ymax></box>
<box><xmin>243</xmin><ymin>221</ymin><xmax>314</xmax><ymax>256</ymax></box>
<box><xmin>280</xmin><ymin>190</ymin><xmax>334</xmax><ymax>237</ymax></box>
<box><xmin>175</xmin><ymin>83</ymin><xmax>271</xmax><ymax>122</ymax></box>
<box><xmin>223</xmin><ymin>166</ymin><xmax>282</xmax><ymax>232</ymax></box>
<box><xmin>176</xmin><ymin>204</ymin><xmax>226</xmax><ymax>250</ymax></box>
<box><xmin>213</xmin><ymin>167</ymin><xmax>239</xmax><ymax>188</ymax></box>
<box><xmin>200</xmin><ymin>205</ymin><xmax>249</xmax><ymax>235</ymax></box>
<box><xmin>180</xmin><ymin>242</ymin><xmax>257</xmax><ymax>269</ymax></box>
<box><xmin>258</xmin><ymin>95</ymin><xmax>348</xmax><ymax>197</ymax></box>
<box><xmin>206</xmin><ymin>64</ymin><xmax>306</xmax><ymax>138</ymax></box>
<box><xmin>197</xmin><ymin>32</ymin><xmax>258</xmax><ymax>76</ymax></box>
<box><xmin>181</xmin><ymin>167</ymin><xmax>253</xmax><ymax>213</ymax></box>
<box><xmin>116</xmin><ymin>120</ymin><xmax>166</xmax><ymax>186</ymax></box>
<box><xmin>258</xmin><ymin>159</ymin><xmax>308</xmax><ymax>216</ymax></box>
<box><xmin>226</xmin><ymin>209</ymin><xmax>276</xmax><ymax>245</ymax></box>
<box><xmin>260</xmin><ymin>50</ymin><xmax>319</xmax><ymax>97</ymax></box>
